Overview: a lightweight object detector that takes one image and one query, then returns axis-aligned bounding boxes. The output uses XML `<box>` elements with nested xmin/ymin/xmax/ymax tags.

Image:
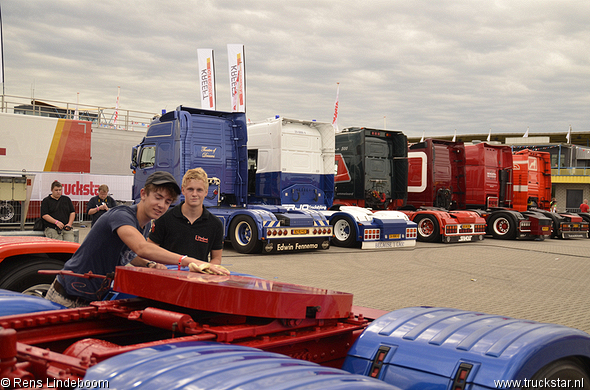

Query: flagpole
<box><xmin>0</xmin><ymin>3</ymin><xmax>5</xmax><ymax>110</ymax></box>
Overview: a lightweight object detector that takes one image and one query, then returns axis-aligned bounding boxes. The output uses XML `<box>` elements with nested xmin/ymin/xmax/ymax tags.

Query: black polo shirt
<box><xmin>148</xmin><ymin>202</ymin><xmax>224</xmax><ymax>262</ymax></box>
<box><xmin>40</xmin><ymin>194</ymin><xmax>75</xmax><ymax>229</ymax></box>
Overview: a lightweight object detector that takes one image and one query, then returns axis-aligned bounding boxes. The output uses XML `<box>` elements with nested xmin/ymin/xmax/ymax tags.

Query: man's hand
<box><xmin>188</xmin><ymin>262</ymin><xmax>230</xmax><ymax>275</ymax></box>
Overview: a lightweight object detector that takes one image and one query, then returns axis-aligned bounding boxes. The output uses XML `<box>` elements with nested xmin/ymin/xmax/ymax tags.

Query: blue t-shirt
<box><xmin>58</xmin><ymin>205</ymin><xmax>145</xmax><ymax>301</ymax></box>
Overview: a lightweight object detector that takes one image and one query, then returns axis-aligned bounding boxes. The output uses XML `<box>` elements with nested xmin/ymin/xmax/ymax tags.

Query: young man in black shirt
<box><xmin>41</xmin><ymin>181</ymin><xmax>76</xmax><ymax>242</ymax></box>
<box><xmin>149</xmin><ymin>168</ymin><xmax>224</xmax><ymax>265</ymax></box>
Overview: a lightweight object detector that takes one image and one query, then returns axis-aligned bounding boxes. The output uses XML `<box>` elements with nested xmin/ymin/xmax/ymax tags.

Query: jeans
<box><xmin>45</xmin><ymin>280</ymin><xmax>89</xmax><ymax>308</ymax></box>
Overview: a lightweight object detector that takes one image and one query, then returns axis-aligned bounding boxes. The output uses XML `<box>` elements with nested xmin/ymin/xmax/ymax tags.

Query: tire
<box><xmin>524</xmin><ymin>357</ymin><xmax>589</xmax><ymax>390</ymax></box>
<box><xmin>547</xmin><ymin>214</ymin><xmax>562</xmax><ymax>239</ymax></box>
<box><xmin>229</xmin><ymin>215</ymin><xmax>263</xmax><ymax>254</ymax></box>
<box><xmin>488</xmin><ymin>213</ymin><xmax>517</xmax><ymax>240</ymax></box>
<box><xmin>331</xmin><ymin>215</ymin><xmax>357</xmax><ymax>247</ymax></box>
<box><xmin>414</xmin><ymin>214</ymin><xmax>441</xmax><ymax>243</ymax></box>
<box><xmin>0</xmin><ymin>201</ymin><xmax>20</xmax><ymax>223</ymax></box>
<box><xmin>0</xmin><ymin>257</ymin><xmax>63</xmax><ymax>293</ymax></box>
<box><xmin>22</xmin><ymin>283</ymin><xmax>52</xmax><ymax>298</ymax></box>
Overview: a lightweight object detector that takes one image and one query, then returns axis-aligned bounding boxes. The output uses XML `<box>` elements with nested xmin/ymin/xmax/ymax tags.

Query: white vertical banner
<box><xmin>197</xmin><ymin>49</ymin><xmax>216</xmax><ymax>110</ymax></box>
<box><xmin>227</xmin><ymin>44</ymin><xmax>246</xmax><ymax>112</ymax></box>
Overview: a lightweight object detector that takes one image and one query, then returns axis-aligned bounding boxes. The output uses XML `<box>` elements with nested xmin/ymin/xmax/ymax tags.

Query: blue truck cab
<box><xmin>131</xmin><ymin>107</ymin><xmax>332</xmax><ymax>254</ymax></box>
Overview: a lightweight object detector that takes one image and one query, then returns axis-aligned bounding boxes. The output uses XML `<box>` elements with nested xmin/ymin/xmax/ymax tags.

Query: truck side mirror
<box><xmin>130</xmin><ymin>147</ymin><xmax>138</xmax><ymax>169</ymax></box>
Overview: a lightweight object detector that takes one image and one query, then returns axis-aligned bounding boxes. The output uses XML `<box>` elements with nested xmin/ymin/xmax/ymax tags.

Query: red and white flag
<box><xmin>332</xmin><ymin>83</ymin><xmax>340</xmax><ymax>132</ymax></box>
<box><xmin>74</xmin><ymin>92</ymin><xmax>79</xmax><ymax>120</ymax></box>
<box><xmin>197</xmin><ymin>49</ymin><xmax>216</xmax><ymax>110</ymax></box>
<box><xmin>113</xmin><ymin>86</ymin><xmax>120</xmax><ymax>127</ymax></box>
<box><xmin>227</xmin><ymin>44</ymin><xmax>246</xmax><ymax>112</ymax></box>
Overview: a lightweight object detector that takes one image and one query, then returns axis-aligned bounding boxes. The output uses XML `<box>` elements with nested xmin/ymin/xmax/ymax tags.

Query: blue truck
<box><xmin>131</xmin><ymin>107</ymin><xmax>332</xmax><ymax>254</ymax></box>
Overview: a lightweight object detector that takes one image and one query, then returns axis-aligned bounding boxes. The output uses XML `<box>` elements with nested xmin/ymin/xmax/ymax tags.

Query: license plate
<box><xmin>574</xmin><ymin>224</ymin><xmax>579</xmax><ymax>228</ymax></box>
<box><xmin>543</xmin><ymin>227</ymin><xmax>550</xmax><ymax>231</ymax></box>
<box><xmin>389</xmin><ymin>234</ymin><xmax>400</xmax><ymax>239</ymax></box>
<box><xmin>292</xmin><ymin>229</ymin><xmax>309</xmax><ymax>235</ymax></box>
<box><xmin>461</xmin><ymin>224</ymin><xmax>472</xmax><ymax>229</ymax></box>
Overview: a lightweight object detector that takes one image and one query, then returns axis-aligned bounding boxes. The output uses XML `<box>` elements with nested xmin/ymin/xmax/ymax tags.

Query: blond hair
<box><xmin>182</xmin><ymin>168</ymin><xmax>209</xmax><ymax>191</ymax></box>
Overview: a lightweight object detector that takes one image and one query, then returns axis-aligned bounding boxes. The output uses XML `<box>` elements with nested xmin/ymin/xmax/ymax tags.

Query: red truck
<box><xmin>407</xmin><ymin>140</ymin><xmax>552</xmax><ymax>240</ymax></box>
<box><xmin>334</xmin><ymin>128</ymin><xmax>486</xmax><ymax>243</ymax></box>
<box><xmin>512</xmin><ymin>149</ymin><xmax>589</xmax><ymax>239</ymax></box>
<box><xmin>1</xmin><ymin>264</ymin><xmax>589</xmax><ymax>389</ymax></box>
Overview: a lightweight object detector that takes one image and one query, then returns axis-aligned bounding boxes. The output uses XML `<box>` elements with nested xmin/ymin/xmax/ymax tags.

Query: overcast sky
<box><xmin>2</xmin><ymin>0</ymin><xmax>589</xmax><ymax>137</ymax></box>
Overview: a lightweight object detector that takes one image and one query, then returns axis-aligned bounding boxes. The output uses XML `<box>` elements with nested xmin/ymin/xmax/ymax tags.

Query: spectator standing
<box><xmin>550</xmin><ymin>198</ymin><xmax>558</xmax><ymax>212</ymax></box>
<box><xmin>87</xmin><ymin>184</ymin><xmax>117</xmax><ymax>226</ymax></box>
<box><xmin>40</xmin><ymin>181</ymin><xmax>76</xmax><ymax>242</ymax></box>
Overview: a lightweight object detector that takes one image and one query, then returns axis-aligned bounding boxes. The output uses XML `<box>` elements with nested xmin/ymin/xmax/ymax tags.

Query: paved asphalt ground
<box><xmin>78</xmin><ymin>227</ymin><xmax>590</xmax><ymax>334</ymax></box>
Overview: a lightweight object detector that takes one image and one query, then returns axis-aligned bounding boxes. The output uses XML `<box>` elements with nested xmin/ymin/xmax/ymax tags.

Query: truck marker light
<box><xmin>451</xmin><ymin>363</ymin><xmax>473</xmax><ymax>390</ymax></box>
<box><xmin>368</xmin><ymin>345</ymin><xmax>391</xmax><ymax>378</ymax></box>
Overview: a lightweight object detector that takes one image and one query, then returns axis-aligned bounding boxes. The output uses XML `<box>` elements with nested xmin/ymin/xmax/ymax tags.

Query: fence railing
<box><xmin>0</xmin><ymin>94</ymin><xmax>158</xmax><ymax>132</ymax></box>
<box><xmin>551</xmin><ymin>168</ymin><xmax>590</xmax><ymax>176</ymax></box>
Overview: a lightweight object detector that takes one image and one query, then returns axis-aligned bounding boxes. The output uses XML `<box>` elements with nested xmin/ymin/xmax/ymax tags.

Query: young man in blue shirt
<box><xmin>45</xmin><ymin>171</ymin><xmax>229</xmax><ymax>308</ymax></box>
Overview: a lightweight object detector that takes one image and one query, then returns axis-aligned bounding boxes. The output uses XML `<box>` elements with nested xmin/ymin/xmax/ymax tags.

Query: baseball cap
<box><xmin>145</xmin><ymin>171</ymin><xmax>181</xmax><ymax>195</ymax></box>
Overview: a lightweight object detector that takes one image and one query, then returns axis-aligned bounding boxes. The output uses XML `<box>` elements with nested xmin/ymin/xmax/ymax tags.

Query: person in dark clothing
<box><xmin>41</xmin><ymin>181</ymin><xmax>76</xmax><ymax>242</ymax></box>
<box><xmin>149</xmin><ymin>168</ymin><xmax>224</xmax><ymax>265</ymax></box>
<box><xmin>45</xmin><ymin>171</ymin><xmax>229</xmax><ymax>308</ymax></box>
<box><xmin>87</xmin><ymin>184</ymin><xmax>117</xmax><ymax>226</ymax></box>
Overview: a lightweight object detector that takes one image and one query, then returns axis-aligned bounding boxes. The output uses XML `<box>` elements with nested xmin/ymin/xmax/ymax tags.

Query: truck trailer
<box><xmin>335</xmin><ymin>128</ymin><xmax>486</xmax><ymax>244</ymax></box>
<box><xmin>0</xmin><ymin>266</ymin><xmax>589</xmax><ymax>389</ymax></box>
<box><xmin>0</xmin><ymin>104</ymin><xmax>149</xmax><ymax>226</ymax></box>
<box><xmin>131</xmin><ymin>107</ymin><xmax>332</xmax><ymax>254</ymax></box>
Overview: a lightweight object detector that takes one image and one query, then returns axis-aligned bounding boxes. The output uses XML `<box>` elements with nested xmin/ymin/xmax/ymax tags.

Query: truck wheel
<box><xmin>0</xmin><ymin>258</ymin><xmax>63</xmax><ymax>294</ymax></box>
<box><xmin>331</xmin><ymin>215</ymin><xmax>357</xmax><ymax>247</ymax></box>
<box><xmin>0</xmin><ymin>201</ymin><xmax>18</xmax><ymax>222</ymax></box>
<box><xmin>547</xmin><ymin>215</ymin><xmax>561</xmax><ymax>239</ymax></box>
<box><xmin>488</xmin><ymin>213</ymin><xmax>516</xmax><ymax>239</ymax></box>
<box><xmin>525</xmin><ymin>357</ymin><xmax>589</xmax><ymax>390</ymax></box>
<box><xmin>22</xmin><ymin>283</ymin><xmax>52</xmax><ymax>298</ymax></box>
<box><xmin>414</xmin><ymin>214</ymin><xmax>440</xmax><ymax>242</ymax></box>
<box><xmin>229</xmin><ymin>215</ymin><xmax>263</xmax><ymax>254</ymax></box>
